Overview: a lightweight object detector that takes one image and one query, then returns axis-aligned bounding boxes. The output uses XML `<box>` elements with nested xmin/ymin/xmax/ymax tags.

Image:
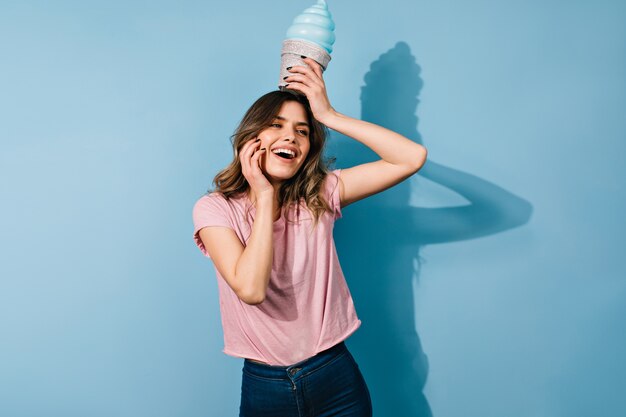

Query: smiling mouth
<box><xmin>271</xmin><ymin>151</ymin><xmax>297</xmax><ymax>162</ymax></box>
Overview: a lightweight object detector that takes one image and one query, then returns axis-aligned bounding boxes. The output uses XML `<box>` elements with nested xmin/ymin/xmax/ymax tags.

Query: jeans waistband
<box><xmin>243</xmin><ymin>341</ymin><xmax>348</xmax><ymax>380</ymax></box>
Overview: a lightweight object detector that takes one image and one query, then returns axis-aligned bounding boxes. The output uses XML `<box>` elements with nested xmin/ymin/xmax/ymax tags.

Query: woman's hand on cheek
<box><xmin>239</xmin><ymin>138</ymin><xmax>274</xmax><ymax>196</ymax></box>
<box><xmin>284</xmin><ymin>57</ymin><xmax>336</xmax><ymax>124</ymax></box>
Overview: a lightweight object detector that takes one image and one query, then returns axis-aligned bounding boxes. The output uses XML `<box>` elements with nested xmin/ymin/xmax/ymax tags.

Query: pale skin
<box><xmin>198</xmin><ymin>57</ymin><xmax>428</xmax><ymax>309</ymax></box>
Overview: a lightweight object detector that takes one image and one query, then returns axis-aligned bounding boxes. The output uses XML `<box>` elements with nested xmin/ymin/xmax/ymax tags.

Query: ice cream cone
<box><xmin>279</xmin><ymin>40</ymin><xmax>331</xmax><ymax>94</ymax></box>
<box><xmin>278</xmin><ymin>0</ymin><xmax>336</xmax><ymax>94</ymax></box>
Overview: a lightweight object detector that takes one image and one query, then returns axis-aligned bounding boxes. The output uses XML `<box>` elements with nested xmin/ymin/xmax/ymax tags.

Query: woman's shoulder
<box><xmin>197</xmin><ymin>190</ymin><xmax>245</xmax><ymax>203</ymax></box>
<box><xmin>204</xmin><ymin>190</ymin><xmax>227</xmax><ymax>201</ymax></box>
<box><xmin>193</xmin><ymin>191</ymin><xmax>247</xmax><ymax>214</ymax></box>
<box><xmin>322</xmin><ymin>169</ymin><xmax>343</xmax><ymax>220</ymax></box>
<box><xmin>194</xmin><ymin>191</ymin><xmax>224</xmax><ymax>206</ymax></box>
<box><xmin>323</xmin><ymin>169</ymin><xmax>342</xmax><ymax>193</ymax></box>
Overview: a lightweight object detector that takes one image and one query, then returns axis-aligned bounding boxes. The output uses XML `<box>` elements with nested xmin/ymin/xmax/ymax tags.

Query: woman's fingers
<box><xmin>284</xmin><ymin>81</ymin><xmax>308</xmax><ymax>97</ymax></box>
<box><xmin>239</xmin><ymin>138</ymin><xmax>271</xmax><ymax>191</ymax></box>
<box><xmin>287</xmin><ymin>59</ymin><xmax>322</xmax><ymax>84</ymax></box>
<box><xmin>284</xmin><ymin>72</ymin><xmax>313</xmax><ymax>96</ymax></box>
<box><xmin>240</xmin><ymin>138</ymin><xmax>260</xmax><ymax>173</ymax></box>
<box><xmin>285</xmin><ymin>58</ymin><xmax>332</xmax><ymax>121</ymax></box>
<box><xmin>247</xmin><ymin>144</ymin><xmax>273</xmax><ymax>193</ymax></box>
<box><xmin>284</xmin><ymin>73</ymin><xmax>313</xmax><ymax>88</ymax></box>
<box><xmin>303</xmin><ymin>57</ymin><xmax>323</xmax><ymax>78</ymax></box>
<box><xmin>244</xmin><ymin>138</ymin><xmax>260</xmax><ymax>159</ymax></box>
<box><xmin>251</xmin><ymin>146</ymin><xmax>266</xmax><ymax>173</ymax></box>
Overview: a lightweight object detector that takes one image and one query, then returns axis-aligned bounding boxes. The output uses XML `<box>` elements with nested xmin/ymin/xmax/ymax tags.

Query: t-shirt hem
<box><xmin>221</xmin><ymin>318</ymin><xmax>362</xmax><ymax>365</ymax></box>
<box><xmin>318</xmin><ymin>318</ymin><xmax>362</xmax><ymax>353</ymax></box>
<box><xmin>222</xmin><ymin>347</ymin><xmax>258</xmax><ymax>362</ymax></box>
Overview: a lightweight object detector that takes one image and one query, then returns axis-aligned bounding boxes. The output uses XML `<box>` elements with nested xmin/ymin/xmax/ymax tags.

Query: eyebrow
<box><xmin>273</xmin><ymin>115</ymin><xmax>309</xmax><ymax>128</ymax></box>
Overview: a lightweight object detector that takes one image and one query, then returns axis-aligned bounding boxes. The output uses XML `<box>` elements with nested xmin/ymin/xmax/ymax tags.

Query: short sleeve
<box><xmin>325</xmin><ymin>169</ymin><xmax>343</xmax><ymax>220</ymax></box>
<box><xmin>192</xmin><ymin>193</ymin><xmax>235</xmax><ymax>258</ymax></box>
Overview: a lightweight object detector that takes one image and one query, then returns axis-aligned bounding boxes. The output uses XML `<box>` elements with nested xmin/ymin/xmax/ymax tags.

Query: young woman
<box><xmin>193</xmin><ymin>57</ymin><xmax>427</xmax><ymax>416</ymax></box>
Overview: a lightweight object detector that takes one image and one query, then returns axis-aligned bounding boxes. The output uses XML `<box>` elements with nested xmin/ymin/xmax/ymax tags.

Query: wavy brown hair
<box><xmin>208</xmin><ymin>90</ymin><xmax>337</xmax><ymax>230</ymax></box>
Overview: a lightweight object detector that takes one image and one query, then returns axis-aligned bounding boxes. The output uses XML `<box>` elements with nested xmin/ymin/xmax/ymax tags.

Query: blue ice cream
<box><xmin>285</xmin><ymin>0</ymin><xmax>336</xmax><ymax>54</ymax></box>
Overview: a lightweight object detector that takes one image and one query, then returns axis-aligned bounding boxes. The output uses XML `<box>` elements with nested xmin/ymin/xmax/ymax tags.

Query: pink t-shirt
<box><xmin>192</xmin><ymin>169</ymin><xmax>361</xmax><ymax>366</ymax></box>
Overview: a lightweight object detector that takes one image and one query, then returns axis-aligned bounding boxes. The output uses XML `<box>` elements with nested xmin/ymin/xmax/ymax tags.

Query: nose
<box><xmin>284</xmin><ymin>124</ymin><xmax>299</xmax><ymax>140</ymax></box>
<box><xmin>282</xmin><ymin>133</ymin><xmax>297</xmax><ymax>143</ymax></box>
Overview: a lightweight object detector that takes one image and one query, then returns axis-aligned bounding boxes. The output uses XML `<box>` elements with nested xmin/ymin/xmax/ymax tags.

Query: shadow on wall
<box><xmin>330</xmin><ymin>41</ymin><xmax>534</xmax><ymax>417</ymax></box>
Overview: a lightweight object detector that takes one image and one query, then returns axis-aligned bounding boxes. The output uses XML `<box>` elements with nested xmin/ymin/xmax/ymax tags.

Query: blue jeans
<box><xmin>239</xmin><ymin>341</ymin><xmax>373</xmax><ymax>416</ymax></box>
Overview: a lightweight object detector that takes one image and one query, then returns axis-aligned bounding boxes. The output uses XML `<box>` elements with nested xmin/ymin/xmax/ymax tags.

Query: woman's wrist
<box><xmin>255</xmin><ymin>190</ymin><xmax>275</xmax><ymax>205</ymax></box>
<box><xmin>253</xmin><ymin>192</ymin><xmax>276</xmax><ymax>218</ymax></box>
<box><xmin>317</xmin><ymin>108</ymin><xmax>340</xmax><ymax>126</ymax></box>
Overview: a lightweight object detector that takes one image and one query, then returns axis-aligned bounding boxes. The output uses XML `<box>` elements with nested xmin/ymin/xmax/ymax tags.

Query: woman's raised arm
<box><xmin>285</xmin><ymin>57</ymin><xmax>427</xmax><ymax>209</ymax></box>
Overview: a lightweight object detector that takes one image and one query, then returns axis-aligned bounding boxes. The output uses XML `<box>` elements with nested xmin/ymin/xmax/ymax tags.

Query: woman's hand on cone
<box><xmin>284</xmin><ymin>57</ymin><xmax>336</xmax><ymax>124</ymax></box>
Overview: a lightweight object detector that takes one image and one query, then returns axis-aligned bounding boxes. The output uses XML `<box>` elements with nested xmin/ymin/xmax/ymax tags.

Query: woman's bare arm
<box><xmin>284</xmin><ymin>58</ymin><xmax>427</xmax><ymax>209</ymax></box>
<box><xmin>199</xmin><ymin>193</ymin><xmax>274</xmax><ymax>305</ymax></box>
<box><xmin>200</xmin><ymin>136</ymin><xmax>275</xmax><ymax>305</ymax></box>
<box><xmin>233</xmin><ymin>193</ymin><xmax>274</xmax><ymax>304</ymax></box>
<box><xmin>320</xmin><ymin>110</ymin><xmax>427</xmax><ymax>208</ymax></box>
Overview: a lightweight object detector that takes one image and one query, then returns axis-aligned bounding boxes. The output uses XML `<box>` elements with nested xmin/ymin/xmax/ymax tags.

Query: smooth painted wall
<box><xmin>1</xmin><ymin>1</ymin><xmax>624</xmax><ymax>416</ymax></box>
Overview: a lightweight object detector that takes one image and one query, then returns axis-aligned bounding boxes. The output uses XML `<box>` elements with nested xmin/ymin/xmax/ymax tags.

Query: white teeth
<box><xmin>272</xmin><ymin>148</ymin><xmax>296</xmax><ymax>158</ymax></box>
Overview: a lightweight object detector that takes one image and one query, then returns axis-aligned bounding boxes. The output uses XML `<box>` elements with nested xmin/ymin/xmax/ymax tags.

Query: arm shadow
<box><xmin>328</xmin><ymin>41</ymin><xmax>533</xmax><ymax>417</ymax></box>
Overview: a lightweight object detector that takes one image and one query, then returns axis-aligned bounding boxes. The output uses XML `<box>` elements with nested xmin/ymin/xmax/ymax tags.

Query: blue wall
<box><xmin>1</xmin><ymin>1</ymin><xmax>624</xmax><ymax>416</ymax></box>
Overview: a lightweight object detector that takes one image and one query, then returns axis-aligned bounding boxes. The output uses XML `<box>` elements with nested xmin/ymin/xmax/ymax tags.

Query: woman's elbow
<box><xmin>411</xmin><ymin>146</ymin><xmax>427</xmax><ymax>172</ymax></box>
<box><xmin>238</xmin><ymin>287</ymin><xmax>266</xmax><ymax>305</ymax></box>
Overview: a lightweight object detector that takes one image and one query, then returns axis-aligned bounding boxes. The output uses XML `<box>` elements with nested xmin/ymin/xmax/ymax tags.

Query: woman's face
<box><xmin>256</xmin><ymin>101</ymin><xmax>312</xmax><ymax>185</ymax></box>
